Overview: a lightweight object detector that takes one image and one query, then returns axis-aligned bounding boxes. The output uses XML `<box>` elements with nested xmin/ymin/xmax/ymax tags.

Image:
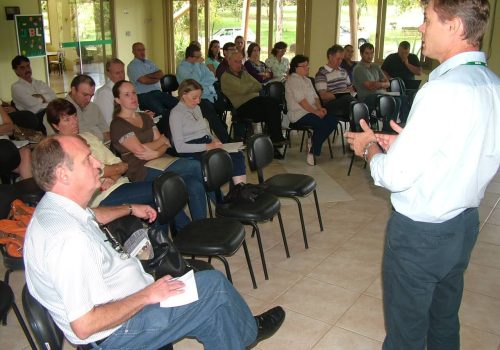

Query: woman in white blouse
<box><xmin>285</xmin><ymin>55</ymin><xmax>338</xmax><ymax>166</ymax></box>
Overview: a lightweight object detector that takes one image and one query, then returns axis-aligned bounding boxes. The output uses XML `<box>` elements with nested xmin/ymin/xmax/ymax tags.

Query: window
<box><xmin>40</xmin><ymin>0</ymin><xmax>51</xmax><ymax>44</ymax></box>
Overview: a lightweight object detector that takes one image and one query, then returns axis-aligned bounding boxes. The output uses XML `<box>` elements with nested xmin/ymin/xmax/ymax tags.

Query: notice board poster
<box><xmin>15</xmin><ymin>14</ymin><xmax>46</xmax><ymax>58</ymax></box>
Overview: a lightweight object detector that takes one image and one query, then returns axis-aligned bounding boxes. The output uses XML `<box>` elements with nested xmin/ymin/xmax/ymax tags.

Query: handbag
<box><xmin>102</xmin><ymin>215</ymin><xmax>190</xmax><ymax>279</ymax></box>
<box><xmin>12</xmin><ymin>125</ymin><xmax>44</xmax><ymax>144</ymax></box>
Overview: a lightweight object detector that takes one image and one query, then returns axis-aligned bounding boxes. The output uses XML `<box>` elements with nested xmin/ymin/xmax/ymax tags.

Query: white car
<box><xmin>211</xmin><ymin>27</ymin><xmax>256</xmax><ymax>48</ymax></box>
<box><xmin>338</xmin><ymin>25</ymin><xmax>369</xmax><ymax>48</ymax></box>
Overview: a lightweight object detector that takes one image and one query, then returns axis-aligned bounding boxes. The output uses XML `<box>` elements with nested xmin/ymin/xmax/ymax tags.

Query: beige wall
<box><xmin>0</xmin><ymin>0</ymin><xmax>46</xmax><ymax>101</ymax></box>
<box><xmin>484</xmin><ymin>0</ymin><xmax>500</xmax><ymax>75</ymax></box>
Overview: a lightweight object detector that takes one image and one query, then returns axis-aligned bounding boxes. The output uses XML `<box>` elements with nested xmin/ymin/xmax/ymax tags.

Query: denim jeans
<box><xmin>93</xmin><ymin>270</ymin><xmax>258</xmax><ymax>350</ymax></box>
<box><xmin>293</xmin><ymin>113</ymin><xmax>338</xmax><ymax>156</ymax></box>
<box><xmin>145</xmin><ymin>158</ymin><xmax>207</xmax><ymax>221</ymax></box>
<box><xmin>382</xmin><ymin>208</ymin><xmax>479</xmax><ymax>350</ymax></box>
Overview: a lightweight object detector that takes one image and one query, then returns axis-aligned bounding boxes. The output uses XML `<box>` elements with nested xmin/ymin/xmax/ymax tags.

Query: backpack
<box><xmin>0</xmin><ymin>199</ymin><xmax>35</xmax><ymax>257</ymax></box>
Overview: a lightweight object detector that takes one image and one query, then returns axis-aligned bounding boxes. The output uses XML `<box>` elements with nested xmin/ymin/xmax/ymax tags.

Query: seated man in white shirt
<box><xmin>25</xmin><ymin>135</ymin><xmax>285</xmax><ymax>350</ymax></box>
<box><xmin>44</xmin><ymin>74</ymin><xmax>110</xmax><ymax>142</ymax></box>
<box><xmin>11</xmin><ymin>55</ymin><xmax>57</xmax><ymax>131</ymax></box>
<box><xmin>93</xmin><ymin>58</ymin><xmax>126</xmax><ymax>126</ymax></box>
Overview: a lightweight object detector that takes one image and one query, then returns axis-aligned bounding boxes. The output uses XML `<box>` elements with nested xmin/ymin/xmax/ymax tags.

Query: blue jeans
<box><xmin>94</xmin><ymin>270</ymin><xmax>257</xmax><ymax>350</ymax></box>
<box><xmin>145</xmin><ymin>158</ymin><xmax>207</xmax><ymax>221</ymax></box>
<box><xmin>382</xmin><ymin>208</ymin><xmax>479</xmax><ymax>350</ymax></box>
<box><xmin>293</xmin><ymin>113</ymin><xmax>338</xmax><ymax>156</ymax></box>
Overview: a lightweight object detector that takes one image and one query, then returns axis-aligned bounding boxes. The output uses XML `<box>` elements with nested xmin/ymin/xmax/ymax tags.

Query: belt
<box><xmin>79</xmin><ymin>336</ymin><xmax>108</xmax><ymax>350</ymax></box>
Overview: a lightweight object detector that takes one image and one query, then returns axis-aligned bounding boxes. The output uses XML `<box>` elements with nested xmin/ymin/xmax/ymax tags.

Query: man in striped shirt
<box><xmin>314</xmin><ymin>44</ymin><xmax>356</xmax><ymax>119</ymax></box>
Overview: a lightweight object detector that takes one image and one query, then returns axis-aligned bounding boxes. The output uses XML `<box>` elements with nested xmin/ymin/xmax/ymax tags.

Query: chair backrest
<box><xmin>22</xmin><ymin>285</ymin><xmax>64</xmax><ymax>350</ymax></box>
<box><xmin>247</xmin><ymin>134</ymin><xmax>274</xmax><ymax>183</ymax></box>
<box><xmin>389</xmin><ymin>77</ymin><xmax>406</xmax><ymax>94</ymax></box>
<box><xmin>0</xmin><ymin>140</ymin><xmax>21</xmax><ymax>184</ymax></box>
<box><xmin>349</xmin><ymin>101</ymin><xmax>370</xmax><ymax>132</ymax></box>
<box><xmin>160</xmin><ymin>74</ymin><xmax>179</xmax><ymax>94</ymax></box>
<box><xmin>376</xmin><ymin>95</ymin><xmax>397</xmax><ymax>132</ymax></box>
<box><xmin>152</xmin><ymin>172</ymin><xmax>189</xmax><ymax>225</ymax></box>
<box><xmin>201</xmin><ymin>149</ymin><xmax>233</xmax><ymax>192</ymax></box>
<box><xmin>264</xmin><ymin>81</ymin><xmax>286</xmax><ymax>113</ymax></box>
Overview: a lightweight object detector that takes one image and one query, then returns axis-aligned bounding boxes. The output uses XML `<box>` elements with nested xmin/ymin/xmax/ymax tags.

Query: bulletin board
<box><xmin>15</xmin><ymin>14</ymin><xmax>46</xmax><ymax>58</ymax></box>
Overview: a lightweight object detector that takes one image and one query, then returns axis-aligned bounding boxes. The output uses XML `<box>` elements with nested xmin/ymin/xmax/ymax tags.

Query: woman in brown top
<box><xmin>110</xmin><ymin>80</ymin><xmax>207</xmax><ymax>220</ymax></box>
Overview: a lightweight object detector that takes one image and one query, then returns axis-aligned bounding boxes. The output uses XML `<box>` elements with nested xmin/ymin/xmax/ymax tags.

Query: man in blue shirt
<box><xmin>127</xmin><ymin>42</ymin><xmax>177</xmax><ymax>134</ymax></box>
<box><xmin>346</xmin><ymin>0</ymin><xmax>499</xmax><ymax>349</ymax></box>
<box><xmin>177</xmin><ymin>44</ymin><xmax>230</xmax><ymax>142</ymax></box>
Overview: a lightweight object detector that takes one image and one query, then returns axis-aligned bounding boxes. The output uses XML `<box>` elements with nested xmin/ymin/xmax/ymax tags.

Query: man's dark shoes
<box><xmin>254</xmin><ymin>306</ymin><xmax>285</xmax><ymax>344</ymax></box>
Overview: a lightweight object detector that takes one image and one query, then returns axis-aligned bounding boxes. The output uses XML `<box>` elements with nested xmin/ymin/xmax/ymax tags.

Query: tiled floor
<box><xmin>1</xmin><ymin>134</ymin><xmax>499</xmax><ymax>350</ymax></box>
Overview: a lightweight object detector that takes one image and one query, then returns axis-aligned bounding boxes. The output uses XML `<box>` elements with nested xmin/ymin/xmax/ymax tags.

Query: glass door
<box><xmin>44</xmin><ymin>0</ymin><xmax>113</xmax><ymax>93</ymax></box>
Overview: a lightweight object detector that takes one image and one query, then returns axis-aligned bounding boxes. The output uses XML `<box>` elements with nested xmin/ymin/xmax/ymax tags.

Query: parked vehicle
<box><xmin>338</xmin><ymin>25</ymin><xmax>369</xmax><ymax>48</ymax></box>
<box><xmin>211</xmin><ymin>27</ymin><xmax>256</xmax><ymax>47</ymax></box>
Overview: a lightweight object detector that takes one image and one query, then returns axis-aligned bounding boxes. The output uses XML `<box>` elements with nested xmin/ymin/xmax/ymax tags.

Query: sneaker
<box><xmin>306</xmin><ymin>147</ymin><xmax>315</xmax><ymax>166</ymax></box>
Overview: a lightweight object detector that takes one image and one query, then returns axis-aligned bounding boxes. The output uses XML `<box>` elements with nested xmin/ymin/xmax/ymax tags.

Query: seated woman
<box><xmin>285</xmin><ymin>55</ymin><xmax>338</xmax><ymax>166</ymax></box>
<box><xmin>265</xmin><ymin>41</ymin><xmax>290</xmax><ymax>83</ymax></box>
<box><xmin>110</xmin><ymin>80</ymin><xmax>207</xmax><ymax>220</ymax></box>
<box><xmin>234</xmin><ymin>35</ymin><xmax>246</xmax><ymax>61</ymax></box>
<box><xmin>170</xmin><ymin>79</ymin><xmax>246</xmax><ymax>185</ymax></box>
<box><xmin>0</xmin><ymin>107</ymin><xmax>32</xmax><ymax>179</ymax></box>
<box><xmin>205</xmin><ymin>40</ymin><xmax>223</xmax><ymax>75</ymax></box>
<box><xmin>244</xmin><ymin>43</ymin><xmax>273</xmax><ymax>84</ymax></box>
<box><xmin>221</xmin><ymin>51</ymin><xmax>286</xmax><ymax>144</ymax></box>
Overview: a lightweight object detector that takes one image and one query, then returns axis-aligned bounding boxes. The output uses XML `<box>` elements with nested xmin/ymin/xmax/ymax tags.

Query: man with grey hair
<box><xmin>346</xmin><ymin>0</ymin><xmax>499</xmax><ymax>348</ymax></box>
<box><xmin>94</xmin><ymin>58</ymin><xmax>126</xmax><ymax>125</ymax></box>
<box><xmin>24</xmin><ymin>135</ymin><xmax>285</xmax><ymax>350</ymax></box>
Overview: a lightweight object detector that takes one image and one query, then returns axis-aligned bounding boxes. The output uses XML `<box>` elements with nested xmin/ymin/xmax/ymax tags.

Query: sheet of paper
<box><xmin>144</xmin><ymin>156</ymin><xmax>176</xmax><ymax>171</ymax></box>
<box><xmin>160</xmin><ymin>270</ymin><xmax>199</xmax><ymax>308</ymax></box>
<box><xmin>222</xmin><ymin>142</ymin><xmax>245</xmax><ymax>153</ymax></box>
<box><xmin>11</xmin><ymin>140</ymin><xmax>30</xmax><ymax>148</ymax></box>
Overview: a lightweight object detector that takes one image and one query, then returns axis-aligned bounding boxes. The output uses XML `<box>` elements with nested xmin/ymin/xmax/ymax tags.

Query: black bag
<box><xmin>102</xmin><ymin>215</ymin><xmax>190</xmax><ymax>279</ymax></box>
<box><xmin>222</xmin><ymin>182</ymin><xmax>269</xmax><ymax>204</ymax></box>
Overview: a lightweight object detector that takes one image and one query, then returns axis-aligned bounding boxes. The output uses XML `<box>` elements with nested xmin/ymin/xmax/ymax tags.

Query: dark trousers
<box><xmin>293</xmin><ymin>113</ymin><xmax>337</xmax><ymax>156</ymax></box>
<box><xmin>199</xmin><ymin>99</ymin><xmax>230</xmax><ymax>143</ymax></box>
<box><xmin>324</xmin><ymin>94</ymin><xmax>356</xmax><ymax>121</ymax></box>
<box><xmin>235</xmin><ymin>96</ymin><xmax>285</xmax><ymax>142</ymax></box>
<box><xmin>138</xmin><ymin>90</ymin><xmax>178</xmax><ymax>136</ymax></box>
<box><xmin>382</xmin><ymin>208</ymin><xmax>480</xmax><ymax>350</ymax></box>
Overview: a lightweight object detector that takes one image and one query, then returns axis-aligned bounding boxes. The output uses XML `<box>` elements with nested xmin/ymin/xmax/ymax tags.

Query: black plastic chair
<box><xmin>247</xmin><ymin>134</ymin><xmax>323</xmax><ymax>249</ymax></box>
<box><xmin>22</xmin><ymin>285</ymin><xmax>64</xmax><ymax>350</ymax></box>
<box><xmin>376</xmin><ymin>95</ymin><xmax>398</xmax><ymax>132</ymax></box>
<box><xmin>22</xmin><ymin>285</ymin><xmax>175</xmax><ymax>350</ymax></box>
<box><xmin>0</xmin><ymin>139</ymin><xmax>21</xmax><ymax>184</ymax></box>
<box><xmin>153</xmin><ymin>172</ymin><xmax>257</xmax><ymax>289</ymax></box>
<box><xmin>160</xmin><ymin>74</ymin><xmax>179</xmax><ymax>94</ymax></box>
<box><xmin>0</xmin><ymin>282</ymin><xmax>37</xmax><ymax>349</ymax></box>
<box><xmin>202</xmin><ymin>149</ymin><xmax>290</xmax><ymax>281</ymax></box>
<box><xmin>347</xmin><ymin>101</ymin><xmax>370</xmax><ymax>176</ymax></box>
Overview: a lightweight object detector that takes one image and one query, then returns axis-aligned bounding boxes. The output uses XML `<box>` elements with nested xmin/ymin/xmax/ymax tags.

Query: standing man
<box><xmin>25</xmin><ymin>135</ymin><xmax>285</xmax><ymax>350</ymax></box>
<box><xmin>43</xmin><ymin>75</ymin><xmax>109</xmax><ymax>142</ymax></box>
<box><xmin>94</xmin><ymin>58</ymin><xmax>126</xmax><ymax>125</ymax></box>
<box><xmin>177</xmin><ymin>44</ymin><xmax>230</xmax><ymax>142</ymax></box>
<box><xmin>314</xmin><ymin>44</ymin><xmax>356</xmax><ymax>119</ymax></box>
<box><xmin>345</xmin><ymin>1</ymin><xmax>499</xmax><ymax>349</ymax></box>
<box><xmin>381</xmin><ymin>41</ymin><xmax>422</xmax><ymax>81</ymax></box>
<box><xmin>127</xmin><ymin>42</ymin><xmax>178</xmax><ymax>118</ymax></box>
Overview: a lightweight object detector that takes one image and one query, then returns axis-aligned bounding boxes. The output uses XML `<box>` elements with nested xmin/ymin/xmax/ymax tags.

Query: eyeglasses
<box><xmin>297</xmin><ymin>64</ymin><xmax>309</xmax><ymax>68</ymax></box>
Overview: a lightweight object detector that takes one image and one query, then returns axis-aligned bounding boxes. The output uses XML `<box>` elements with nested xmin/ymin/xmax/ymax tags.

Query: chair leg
<box><xmin>242</xmin><ymin>240</ymin><xmax>257</xmax><ymax>289</ymax></box>
<box><xmin>327</xmin><ymin>135</ymin><xmax>333</xmax><ymax>159</ymax></box>
<box><xmin>299</xmin><ymin>130</ymin><xmax>307</xmax><ymax>152</ymax></box>
<box><xmin>291</xmin><ymin>197</ymin><xmax>309</xmax><ymax>249</ymax></box>
<box><xmin>313</xmin><ymin>189</ymin><xmax>324</xmax><ymax>232</ymax></box>
<box><xmin>338</xmin><ymin>122</ymin><xmax>346</xmax><ymax>154</ymax></box>
<box><xmin>347</xmin><ymin>153</ymin><xmax>355</xmax><ymax>176</ymax></box>
<box><xmin>215</xmin><ymin>256</ymin><xmax>232</xmax><ymax>283</ymax></box>
<box><xmin>277</xmin><ymin>212</ymin><xmax>290</xmax><ymax>258</ymax></box>
<box><xmin>11</xmin><ymin>302</ymin><xmax>37</xmax><ymax>350</ymax></box>
<box><xmin>251</xmin><ymin>222</ymin><xmax>269</xmax><ymax>280</ymax></box>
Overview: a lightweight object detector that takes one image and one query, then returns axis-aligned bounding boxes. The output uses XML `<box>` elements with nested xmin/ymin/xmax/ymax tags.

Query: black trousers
<box><xmin>235</xmin><ymin>96</ymin><xmax>284</xmax><ymax>142</ymax></box>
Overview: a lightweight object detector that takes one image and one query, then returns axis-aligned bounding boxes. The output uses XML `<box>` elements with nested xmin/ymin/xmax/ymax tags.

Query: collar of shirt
<box><xmin>44</xmin><ymin>192</ymin><xmax>95</xmax><ymax>225</ymax></box>
<box><xmin>65</xmin><ymin>94</ymin><xmax>85</xmax><ymax>113</ymax></box>
<box><xmin>430</xmin><ymin>51</ymin><xmax>486</xmax><ymax>81</ymax></box>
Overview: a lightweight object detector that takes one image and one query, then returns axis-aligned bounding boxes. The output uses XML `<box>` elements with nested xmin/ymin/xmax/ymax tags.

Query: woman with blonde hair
<box><xmin>169</xmin><ymin>79</ymin><xmax>246</xmax><ymax>184</ymax></box>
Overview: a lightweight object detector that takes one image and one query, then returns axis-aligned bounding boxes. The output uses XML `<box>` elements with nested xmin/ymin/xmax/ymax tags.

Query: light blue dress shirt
<box><xmin>127</xmin><ymin>58</ymin><xmax>162</xmax><ymax>94</ymax></box>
